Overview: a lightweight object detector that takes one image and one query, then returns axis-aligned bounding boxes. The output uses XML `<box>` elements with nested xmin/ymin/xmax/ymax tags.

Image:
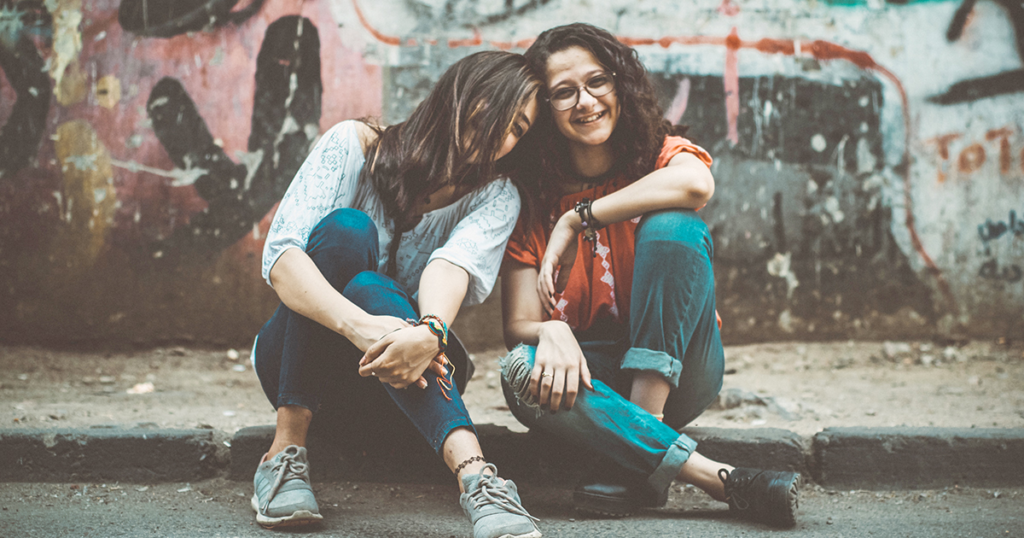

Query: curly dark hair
<box><xmin>519</xmin><ymin>23</ymin><xmax>685</xmax><ymax>213</ymax></box>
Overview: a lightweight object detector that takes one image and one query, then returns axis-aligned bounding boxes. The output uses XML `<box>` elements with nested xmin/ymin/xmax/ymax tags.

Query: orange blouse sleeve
<box><xmin>656</xmin><ymin>136</ymin><xmax>713</xmax><ymax>170</ymax></box>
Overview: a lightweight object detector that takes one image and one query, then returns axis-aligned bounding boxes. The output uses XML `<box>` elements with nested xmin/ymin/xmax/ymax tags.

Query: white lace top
<box><xmin>261</xmin><ymin>120</ymin><xmax>521</xmax><ymax>307</ymax></box>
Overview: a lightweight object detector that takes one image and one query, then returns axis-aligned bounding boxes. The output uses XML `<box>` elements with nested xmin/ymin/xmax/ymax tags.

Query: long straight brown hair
<box><xmin>356</xmin><ymin>51</ymin><xmax>540</xmax><ymax>236</ymax></box>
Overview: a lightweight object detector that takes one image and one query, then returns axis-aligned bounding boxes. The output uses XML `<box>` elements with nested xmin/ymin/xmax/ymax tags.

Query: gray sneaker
<box><xmin>251</xmin><ymin>445</ymin><xmax>323</xmax><ymax>528</ymax></box>
<box><xmin>460</xmin><ymin>463</ymin><xmax>541</xmax><ymax>538</ymax></box>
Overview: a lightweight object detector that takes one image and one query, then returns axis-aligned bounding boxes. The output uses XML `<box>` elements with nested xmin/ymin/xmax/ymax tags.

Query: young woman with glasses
<box><xmin>499</xmin><ymin>23</ymin><xmax>800</xmax><ymax>527</ymax></box>
<box><xmin>251</xmin><ymin>51</ymin><xmax>543</xmax><ymax>538</ymax></box>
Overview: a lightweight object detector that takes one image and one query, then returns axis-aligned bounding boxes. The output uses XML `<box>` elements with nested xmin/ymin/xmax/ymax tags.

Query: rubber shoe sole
<box><xmin>572</xmin><ymin>489</ymin><xmax>638</xmax><ymax>518</ymax></box>
<box><xmin>250</xmin><ymin>493</ymin><xmax>324</xmax><ymax>528</ymax></box>
<box><xmin>771</xmin><ymin>473</ymin><xmax>800</xmax><ymax>528</ymax></box>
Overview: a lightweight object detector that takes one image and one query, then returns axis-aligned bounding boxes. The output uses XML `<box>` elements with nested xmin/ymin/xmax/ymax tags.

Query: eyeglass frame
<box><xmin>545</xmin><ymin>72</ymin><xmax>617</xmax><ymax>111</ymax></box>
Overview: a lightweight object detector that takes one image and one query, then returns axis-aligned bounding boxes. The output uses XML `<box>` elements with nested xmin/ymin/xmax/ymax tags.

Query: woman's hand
<box><xmin>357</xmin><ymin>325</ymin><xmax>448</xmax><ymax>389</ymax></box>
<box><xmin>349</xmin><ymin>315</ymin><xmax>413</xmax><ymax>352</ymax></box>
<box><xmin>530</xmin><ymin>320</ymin><xmax>593</xmax><ymax>412</ymax></box>
<box><xmin>538</xmin><ymin>210</ymin><xmax>582</xmax><ymax>315</ymax></box>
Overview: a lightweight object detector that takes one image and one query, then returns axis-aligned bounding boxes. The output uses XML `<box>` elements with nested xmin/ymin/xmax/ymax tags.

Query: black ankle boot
<box><xmin>573</xmin><ymin>466</ymin><xmax>668</xmax><ymax>518</ymax></box>
<box><xmin>719</xmin><ymin>467</ymin><xmax>800</xmax><ymax>528</ymax></box>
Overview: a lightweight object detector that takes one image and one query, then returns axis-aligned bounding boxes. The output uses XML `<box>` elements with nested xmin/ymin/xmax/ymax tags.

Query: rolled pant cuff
<box><xmin>622</xmin><ymin>348</ymin><xmax>682</xmax><ymax>388</ymax></box>
<box><xmin>647</xmin><ymin>433</ymin><xmax>697</xmax><ymax>493</ymax></box>
<box><xmin>431</xmin><ymin>417</ymin><xmax>476</xmax><ymax>454</ymax></box>
<box><xmin>276</xmin><ymin>393</ymin><xmax>319</xmax><ymax>413</ymax></box>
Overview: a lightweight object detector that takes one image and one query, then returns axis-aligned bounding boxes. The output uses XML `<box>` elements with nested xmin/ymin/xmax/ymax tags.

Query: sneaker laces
<box><xmin>467</xmin><ymin>464</ymin><xmax>539</xmax><ymax>524</ymax></box>
<box><xmin>262</xmin><ymin>450</ymin><xmax>309</xmax><ymax>513</ymax></box>
<box><xmin>719</xmin><ymin>468</ymin><xmax>758</xmax><ymax>511</ymax></box>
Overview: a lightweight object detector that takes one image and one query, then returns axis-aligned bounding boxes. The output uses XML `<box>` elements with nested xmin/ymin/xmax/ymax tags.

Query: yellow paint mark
<box><xmin>54</xmin><ymin>120</ymin><xmax>116</xmax><ymax>262</ymax></box>
<box><xmin>58</xmin><ymin>60</ymin><xmax>88</xmax><ymax>106</ymax></box>
<box><xmin>94</xmin><ymin>76</ymin><xmax>122</xmax><ymax>109</ymax></box>
<box><xmin>46</xmin><ymin>0</ymin><xmax>84</xmax><ymax>106</ymax></box>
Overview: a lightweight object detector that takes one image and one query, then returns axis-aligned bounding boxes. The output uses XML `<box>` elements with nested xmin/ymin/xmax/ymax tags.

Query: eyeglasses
<box><xmin>546</xmin><ymin>72</ymin><xmax>616</xmax><ymax>111</ymax></box>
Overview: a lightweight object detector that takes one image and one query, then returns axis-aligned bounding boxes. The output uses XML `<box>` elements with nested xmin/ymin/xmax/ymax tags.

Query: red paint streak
<box><xmin>350</xmin><ymin>8</ymin><xmax>953</xmax><ymax>305</ymax></box>
<box><xmin>352</xmin><ymin>0</ymin><xmax>400</xmax><ymax>45</ymax></box>
<box><xmin>717</xmin><ymin>0</ymin><xmax>741</xmax><ymax>17</ymax></box>
<box><xmin>958</xmin><ymin>144</ymin><xmax>986</xmax><ymax>173</ymax></box>
<box><xmin>807</xmin><ymin>40</ymin><xmax>876</xmax><ymax>70</ymax></box>
<box><xmin>754</xmin><ymin>38</ymin><xmax>795</xmax><ymax>55</ymax></box>
<box><xmin>926</xmin><ymin>133</ymin><xmax>962</xmax><ymax>183</ymax></box>
<box><xmin>927</xmin><ymin>133</ymin><xmax>962</xmax><ymax>160</ymax></box>
<box><xmin>986</xmin><ymin>128</ymin><xmax>1013</xmax><ymax>174</ymax></box>
<box><xmin>448</xmin><ymin>28</ymin><xmax>482</xmax><ymax>48</ymax></box>
<box><xmin>724</xmin><ymin>28</ymin><xmax>740</xmax><ymax>146</ymax></box>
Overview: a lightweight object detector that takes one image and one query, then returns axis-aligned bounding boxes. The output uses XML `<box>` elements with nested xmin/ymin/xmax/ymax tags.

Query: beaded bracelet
<box><xmin>417</xmin><ymin>314</ymin><xmax>455</xmax><ymax>401</ymax></box>
<box><xmin>453</xmin><ymin>455</ymin><xmax>485</xmax><ymax>475</ymax></box>
<box><xmin>574</xmin><ymin>198</ymin><xmax>600</xmax><ymax>257</ymax></box>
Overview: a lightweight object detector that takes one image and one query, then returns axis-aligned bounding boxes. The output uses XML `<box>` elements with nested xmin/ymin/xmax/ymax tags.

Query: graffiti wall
<box><xmin>0</xmin><ymin>0</ymin><xmax>1020</xmax><ymax>345</ymax></box>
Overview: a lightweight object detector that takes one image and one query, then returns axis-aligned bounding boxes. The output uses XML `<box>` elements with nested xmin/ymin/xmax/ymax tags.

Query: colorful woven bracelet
<box><xmin>417</xmin><ymin>314</ymin><xmax>448</xmax><ymax>353</ymax></box>
<box><xmin>417</xmin><ymin>314</ymin><xmax>455</xmax><ymax>401</ymax></box>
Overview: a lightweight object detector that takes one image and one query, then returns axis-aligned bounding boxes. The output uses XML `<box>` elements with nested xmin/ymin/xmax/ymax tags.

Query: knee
<box><xmin>635</xmin><ymin>209</ymin><xmax>712</xmax><ymax>262</ymax></box>
<box><xmin>343</xmin><ymin>271</ymin><xmax>416</xmax><ymax>317</ymax></box>
<box><xmin>344</xmin><ymin>270</ymin><xmax>399</xmax><ymax>303</ymax></box>
<box><xmin>309</xmin><ymin>208</ymin><xmax>377</xmax><ymax>250</ymax></box>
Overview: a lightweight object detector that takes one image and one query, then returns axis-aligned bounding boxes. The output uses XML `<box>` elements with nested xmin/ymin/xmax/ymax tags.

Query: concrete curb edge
<box><xmin>2</xmin><ymin>426</ymin><xmax>1022</xmax><ymax>489</ymax></box>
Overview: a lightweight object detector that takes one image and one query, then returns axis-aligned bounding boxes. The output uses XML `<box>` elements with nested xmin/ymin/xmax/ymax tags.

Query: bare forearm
<box><xmin>268</xmin><ymin>248</ymin><xmax>370</xmax><ymax>340</ymax></box>
<box><xmin>417</xmin><ymin>259</ymin><xmax>470</xmax><ymax>326</ymax></box>
<box><xmin>585</xmin><ymin>154</ymin><xmax>714</xmax><ymax>229</ymax></box>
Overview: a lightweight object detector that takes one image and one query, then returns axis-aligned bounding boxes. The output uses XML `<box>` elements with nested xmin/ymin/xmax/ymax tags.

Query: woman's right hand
<box><xmin>350</xmin><ymin>315</ymin><xmax>413</xmax><ymax>352</ymax></box>
<box><xmin>537</xmin><ymin>210</ymin><xmax>581</xmax><ymax>315</ymax></box>
<box><xmin>530</xmin><ymin>320</ymin><xmax>593</xmax><ymax>412</ymax></box>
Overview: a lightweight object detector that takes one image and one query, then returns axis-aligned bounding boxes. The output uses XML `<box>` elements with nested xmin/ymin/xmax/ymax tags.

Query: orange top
<box><xmin>505</xmin><ymin>137</ymin><xmax>714</xmax><ymax>332</ymax></box>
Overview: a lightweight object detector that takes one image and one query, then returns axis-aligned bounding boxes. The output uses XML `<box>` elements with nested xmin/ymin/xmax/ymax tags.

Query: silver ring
<box><xmin>540</xmin><ymin>372</ymin><xmax>553</xmax><ymax>379</ymax></box>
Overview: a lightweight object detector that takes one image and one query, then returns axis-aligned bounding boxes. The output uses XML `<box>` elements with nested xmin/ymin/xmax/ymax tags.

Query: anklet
<box><xmin>454</xmin><ymin>455</ymin><xmax>486</xmax><ymax>475</ymax></box>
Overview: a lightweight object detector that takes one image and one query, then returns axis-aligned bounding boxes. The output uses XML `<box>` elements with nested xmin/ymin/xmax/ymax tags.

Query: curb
<box><xmin>813</xmin><ymin>427</ymin><xmax>1024</xmax><ymax>489</ymax></box>
<box><xmin>3</xmin><ymin>426</ymin><xmax>1023</xmax><ymax>489</ymax></box>
<box><xmin>0</xmin><ymin>427</ymin><xmax>228</xmax><ymax>482</ymax></box>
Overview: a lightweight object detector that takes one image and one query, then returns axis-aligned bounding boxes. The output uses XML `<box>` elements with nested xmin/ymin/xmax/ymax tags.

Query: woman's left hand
<box><xmin>358</xmin><ymin>325</ymin><xmax>448</xmax><ymax>389</ymax></box>
<box><xmin>538</xmin><ymin>210</ymin><xmax>581</xmax><ymax>315</ymax></box>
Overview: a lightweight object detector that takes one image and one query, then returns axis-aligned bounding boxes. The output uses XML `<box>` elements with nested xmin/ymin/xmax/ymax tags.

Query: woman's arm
<box><xmin>357</xmin><ymin>259</ymin><xmax>469</xmax><ymax>388</ymax></box>
<box><xmin>270</xmin><ymin>249</ymin><xmax>409</xmax><ymax>352</ymax></box>
<box><xmin>503</xmin><ymin>261</ymin><xmax>593</xmax><ymax>412</ymax></box>
<box><xmin>264</xmin><ymin>121</ymin><xmax>410</xmax><ymax>351</ymax></box>
<box><xmin>539</xmin><ymin>152</ymin><xmax>713</xmax><ymax>310</ymax></box>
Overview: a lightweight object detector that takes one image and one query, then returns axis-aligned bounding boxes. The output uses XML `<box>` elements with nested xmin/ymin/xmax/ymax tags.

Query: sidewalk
<box><xmin>1</xmin><ymin>340</ymin><xmax>1022</xmax><ymax>489</ymax></box>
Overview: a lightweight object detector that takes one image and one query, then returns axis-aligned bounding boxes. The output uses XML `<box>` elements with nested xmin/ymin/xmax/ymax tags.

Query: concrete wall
<box><xmin>1</xmin><ymin>0</ymin><xmax>1021</xmax><ymax>346</ymax></box>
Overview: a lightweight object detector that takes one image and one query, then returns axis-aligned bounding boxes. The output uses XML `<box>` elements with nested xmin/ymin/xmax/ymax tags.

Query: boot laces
<box><xmin>262</xmin><ymin>449</ymin><xmax>309</xmax><ymax>513</ymax></box>
<box><xmin>719</xmin><ymin>468</ymin><xmax>761</xmax><ymax>511</ymax></box>
<box><xmin>467</xmin><ymin>464</ymin><xmax>539</xmax><ymax>523</ymax></box>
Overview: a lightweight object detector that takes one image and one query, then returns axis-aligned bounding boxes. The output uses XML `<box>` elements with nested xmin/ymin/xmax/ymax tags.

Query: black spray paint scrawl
<box><xmin>144</xmin><ymin>15</ymin><xmax>322</xmax><ymax>255</ymax></box>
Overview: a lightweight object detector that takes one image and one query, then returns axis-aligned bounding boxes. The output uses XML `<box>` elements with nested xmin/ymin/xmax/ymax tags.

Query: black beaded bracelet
<box><xmin>453</xmin><ymin>455</ymin><xmax>486</xmax><ymax>475</ymax></box>
<box><xmin>574</xmin><ymin>198</ymin><xmax>600</xmax><ymax>257</ymax></box>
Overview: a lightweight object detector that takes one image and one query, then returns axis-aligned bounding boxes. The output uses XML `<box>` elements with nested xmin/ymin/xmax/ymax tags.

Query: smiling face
<box><xmin>544</xmin><ymin>46</ymin><xmax>620</xmax><ymax>154</ymax></box>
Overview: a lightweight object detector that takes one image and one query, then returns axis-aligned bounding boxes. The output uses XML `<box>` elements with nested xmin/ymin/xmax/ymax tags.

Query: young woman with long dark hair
<box><xmin>252</xmin><ymin>51</ymin><xmax>542</xmax><ymax>538</ymax></box>
<box><xmin>500</xmin><ymin>24</ymin><xmax>800</xmax><ymax>527</ymax></box>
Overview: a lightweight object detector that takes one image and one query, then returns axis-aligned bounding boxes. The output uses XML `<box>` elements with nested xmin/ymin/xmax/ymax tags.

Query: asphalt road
<box><xmin>1</xmin><ymin>479</ymin><xmax>1021</xmax><ymax>537</ymax></box>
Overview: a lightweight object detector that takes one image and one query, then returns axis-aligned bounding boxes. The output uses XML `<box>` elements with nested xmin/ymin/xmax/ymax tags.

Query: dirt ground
<box><xmin>1</xmin><ymin>339</ymin><xmax>1022</xmax><ymax>437</ymax></box>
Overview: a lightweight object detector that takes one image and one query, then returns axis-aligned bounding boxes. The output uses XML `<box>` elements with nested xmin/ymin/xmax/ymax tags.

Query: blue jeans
<box><xmin>253</xmin><ymin>208</ymin><xmax>475</xmax><ymax>454</ymax></box>
<box><xmin>501</xmin><ymin>209</ymin><xmax>724</xmax><ymax>494</ymax></box>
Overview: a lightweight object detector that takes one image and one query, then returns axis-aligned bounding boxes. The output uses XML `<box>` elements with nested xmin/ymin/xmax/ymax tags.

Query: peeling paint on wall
<box><xmin>53</xmin><ymin>120</ymin><xmax>116</xmax><ymax>262</ymax></box>
<box><xmin>0</xmin><ymin>0</ymin><xmax>1020</xmax><ymax>344</ymax></box>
